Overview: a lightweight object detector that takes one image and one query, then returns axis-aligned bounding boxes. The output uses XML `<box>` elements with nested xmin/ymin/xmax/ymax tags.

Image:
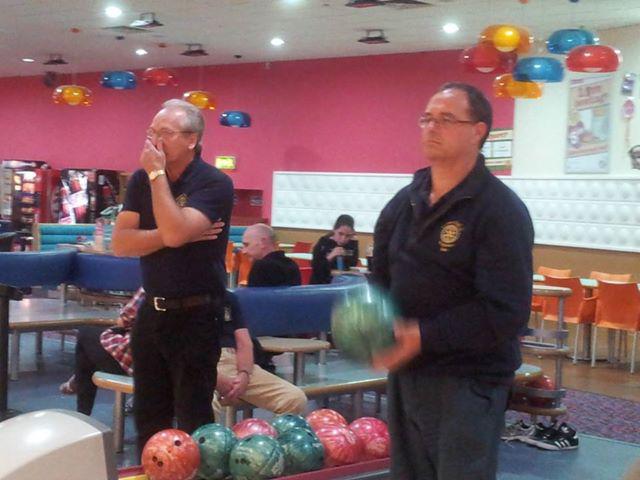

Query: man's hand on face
<box><xmin>140</xmin><ymin>137</ymin><xmax>166</xmax><ymax>174</ymax></box>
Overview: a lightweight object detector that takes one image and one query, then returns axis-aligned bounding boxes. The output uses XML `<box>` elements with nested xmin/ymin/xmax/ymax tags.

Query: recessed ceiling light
<box><xmin>270</xmin><ymin>37</ymin><xmax>285</xmax><ymax>47</ymax></box>
<box><xmin>135</xmin><ymin>48</ymin><xmax>148</xmax><ymax>56</ymax></box>
<box><xmin>105</xmin><ymin>6</ymin><xmax>122</xmax><ymax>18</ymax></box>
<box><xmin>21</xmin><ymin>58</ymin><xmax>35</xmax><ymax>63</ymax></box>
<box><xmin>442</xmin><ymin>23</ymin><xmax>459</xmax><ymax>34</ymax></box>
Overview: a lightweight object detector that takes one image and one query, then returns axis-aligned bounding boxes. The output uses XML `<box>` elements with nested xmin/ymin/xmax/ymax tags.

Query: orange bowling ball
<box><xmin>314</xmin><ymin>424</ymin><xmax>363</xmax><ymax>467</ymax></box>
<box><xmin>141</xmin><ymin>429</ymin><xmax>200</xmax><ymax>480</ymax></box>
<box><xmin>306</xmin><ymin>409</ymin><xmax>348</xmax><ymax>432</ymax></box>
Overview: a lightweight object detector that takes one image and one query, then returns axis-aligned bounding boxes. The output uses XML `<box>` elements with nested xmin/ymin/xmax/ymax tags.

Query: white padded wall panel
<box><xmin>272</xmin><ymin>172</ymin><xmax>640</xmax><ymax>253</ymax></box>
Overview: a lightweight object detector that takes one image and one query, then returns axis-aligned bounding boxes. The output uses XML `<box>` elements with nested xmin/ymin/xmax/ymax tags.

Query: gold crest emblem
<box><xmin>175</xmin><ymin>193</ymin><xmax>188</xmax><ymax>207</ymax></box>
<box><xmin>439</xmin><ymin>221</ymin><xmax>463</xmax><ymax>252</ymax></box>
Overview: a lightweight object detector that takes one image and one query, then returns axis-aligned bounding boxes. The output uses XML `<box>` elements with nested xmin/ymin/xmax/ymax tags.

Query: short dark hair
<box><xmin>333</xmin><ymin>214</ymin><xmax>355</xmax><ymax>230</ymax></box>
<box><xmin>438</xmin><ymin>82</ymin><xmax>493</xmax><ymax>148</ymax></box>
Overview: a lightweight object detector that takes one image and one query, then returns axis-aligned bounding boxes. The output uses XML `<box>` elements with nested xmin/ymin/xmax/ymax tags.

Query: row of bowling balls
<box><xmin>141</xmin><ymin>409</ymin><xmax>390</xmax><ymax>480</ymax></box>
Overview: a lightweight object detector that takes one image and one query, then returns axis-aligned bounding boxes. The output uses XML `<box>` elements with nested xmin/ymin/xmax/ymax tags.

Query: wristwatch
<box><xmin>148</xmin><ymin>169</ymin><xmax>165</xmax><ymax>182</ymax></box>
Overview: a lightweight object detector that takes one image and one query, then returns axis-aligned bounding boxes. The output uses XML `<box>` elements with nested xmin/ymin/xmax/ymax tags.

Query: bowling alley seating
<box><xmin>531</xmin><ymin>266</ymin><xmax>571</xmax><ymax>332</ymax></box>
<box><xmin>292</xmin><ymin>241</ymin><xmax>312</xmax><ymax>253</ymax></box>
<box><xmin>590</xmin><ymin>280</ymin><xmax>640</xmax><ymax>373</ymax></box>
<box><xmin>0</xmin><ymin>231</ymin><xmax>16</xmax><ymax>251</ymax></box>
<box><xmin>228</xmin><ymin>225</ymin><xmax>248</xmax><ymax>244</ymax></box>
<box><xmin>32</xmin><ymin>222</ymin><xmax>95</xmax><ymax>251</ymax></box>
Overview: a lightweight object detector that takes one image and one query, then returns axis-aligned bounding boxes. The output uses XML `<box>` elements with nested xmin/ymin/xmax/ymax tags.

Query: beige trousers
<box><xmin>212</xmin><ymin>348</ymin><xmax>307</xmax><ymax>419</ymax></box>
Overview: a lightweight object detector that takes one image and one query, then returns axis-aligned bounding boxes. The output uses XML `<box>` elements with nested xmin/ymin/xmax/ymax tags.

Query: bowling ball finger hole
<box><xmin>198</xmin><ymin>437</ymin><xmax>206</xmax><ymax>444</ymax></box>
<box><xmin>174</xmin><ymin>440</ymin><xmax>182</xmax><ymax>446</ymax></box>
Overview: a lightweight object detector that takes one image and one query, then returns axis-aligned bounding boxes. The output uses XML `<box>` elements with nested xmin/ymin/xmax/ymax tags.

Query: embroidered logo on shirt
<box><xmin>175</xmin><ymin>193</ymin><xmax>188</xmax><ymax>207</ymax></box>
<box><xmin>439</xmin><ymin>221</ymin><xmax>463</xmax><ymax>252</ymax></box>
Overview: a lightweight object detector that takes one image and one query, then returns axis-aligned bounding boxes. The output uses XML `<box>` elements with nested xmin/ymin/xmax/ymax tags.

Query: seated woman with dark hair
<box><xmin>310</xmin><ymin>214</ymin><xmax>359</xmax><ymax>284</ymax></box>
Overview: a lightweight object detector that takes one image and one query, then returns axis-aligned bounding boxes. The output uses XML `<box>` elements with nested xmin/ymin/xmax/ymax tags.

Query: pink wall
<box><xmin>0</xmin><ymin>50</ymin><xmax>513</xmax><ymax>219</ymax></box>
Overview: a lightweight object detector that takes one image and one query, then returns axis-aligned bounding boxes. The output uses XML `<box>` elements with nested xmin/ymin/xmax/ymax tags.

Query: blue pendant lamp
<box><xmin>100</xmin><ymin>71</ymin><xmax>137</xmax><ymax>90</ymax></box>
<box><xmin>547</xmin><ymin>29</ymin><xmax>596</xmax><ymax>54</ymax></box>
<box><xmin>513</xmin><ymin>57</ymin><xmax>564</xmax><ymax>83</ymax></box>
<box><xmin>220</xmin><ymin>111</ymin><xmax>251</xmax><ymax>128</ymax></box>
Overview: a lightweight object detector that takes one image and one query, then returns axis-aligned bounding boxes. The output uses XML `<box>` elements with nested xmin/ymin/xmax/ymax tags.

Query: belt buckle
<box><xmin>153</xmin><ymin>297</ymin><xmax>167</xmax><ymax>312</ymax></box>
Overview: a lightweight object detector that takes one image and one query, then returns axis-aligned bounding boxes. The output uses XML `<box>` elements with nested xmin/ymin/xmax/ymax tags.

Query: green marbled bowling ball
<box><xmin>331</xmin><ymin>284</ymin><xmax>397</xmax><ymax>363</ymax></box>
<box><xmin>271</xmin><ymin>414</ymin><xmax>312</xmax><ymax>437</ymax></box>
<box><xmin>278</xmin><ymin>427</ymin><xmax>325</xmax><ymax>475</ymax></box>
<box><xmin>229</xmin><ymin>434</ymin><xmax>285</xmax><ymax>480</ymax></box>
<box><xmin>191</xmin><ymin>423</ymin><xmax>237</xmax><ymax>480</ymax></box>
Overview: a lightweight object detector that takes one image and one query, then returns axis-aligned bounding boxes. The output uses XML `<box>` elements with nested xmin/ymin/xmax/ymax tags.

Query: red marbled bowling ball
<box><xmin>305</xmin><ymin>409</ymin><xmax>348</xmax><ymax>432</ymax></box>
<box><xmin>314</xmin><ymin>424</ymin><xmax>363</xmax><ymax>467</ymax></box>
<box><xmin>349</xmin><ymin>417</ymin><xmax>390</xmax><ymax>459</ymax></box>
<box><xmin>141</xmin><ymin>429</ymin><xmax>200</xmax><ymax>480</ymax></box>
<box><xmin>232</xmin><ymin>418</ymin><xmax>278</xmax><ymax>439</ymax></box>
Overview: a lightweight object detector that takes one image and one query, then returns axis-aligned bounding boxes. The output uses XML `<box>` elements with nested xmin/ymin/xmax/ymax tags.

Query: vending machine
<box><xmin>58</xmin><ymin>169</ymin><xmax>120</xmax><ymax>224</ymax></box>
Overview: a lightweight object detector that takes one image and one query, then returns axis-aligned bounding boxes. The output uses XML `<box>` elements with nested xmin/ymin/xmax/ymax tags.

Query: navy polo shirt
<box><xmin>220</xmin><ymin>291</ymin><xmax>246</xmax><ymax>349</ymax></box>
<box><xmin>123</xmin><ymin>156</ymin><xmax>234</xmax><ymax>298</ymax></box>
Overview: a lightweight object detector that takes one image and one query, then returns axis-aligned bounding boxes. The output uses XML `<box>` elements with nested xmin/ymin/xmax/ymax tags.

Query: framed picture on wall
<box><xmin>481</xmin><ymin>129</ymin><xmax>513</xmax><ymax>175</ymax></box>
<box><xmin>566</xmin><ymin>75</ymin><xmax>612</xmax><ymax>174</ymax></box>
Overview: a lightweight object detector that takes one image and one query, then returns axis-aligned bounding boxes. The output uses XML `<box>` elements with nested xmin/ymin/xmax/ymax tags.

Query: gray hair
<box><xmin>162</xmin><ymin>99</ymin><xmax>205</xmax><ymax>152</ymax></box>
<box><xmin>248</xmin><ymin>223</ymin><xmax>277</xmax><ymax>245</ymax></box>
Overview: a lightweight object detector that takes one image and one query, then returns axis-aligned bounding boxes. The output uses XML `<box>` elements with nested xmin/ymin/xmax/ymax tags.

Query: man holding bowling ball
<box><xmin>372</xmin><ymin>83</ymin><xmax>534</xmax><ymax>479</ymax></box>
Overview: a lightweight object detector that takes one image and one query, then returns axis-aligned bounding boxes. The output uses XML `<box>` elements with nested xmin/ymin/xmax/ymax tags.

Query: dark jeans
<box><xmin>75</xmin><ymin>326</ymin><xmax>125</xmax><ymax>415</ymax></box>
<box><xmin>131</xmin><ymin>301</ymin><xmax>221</xmax><ymax>453</ymax></box>
<box><xmin>388</xmin><ymin>370</ymin><xmax>510</xmax><ymax>480</ymax></box>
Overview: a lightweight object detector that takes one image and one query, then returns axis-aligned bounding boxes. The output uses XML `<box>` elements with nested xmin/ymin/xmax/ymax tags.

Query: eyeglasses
<box><xmin>146</xmin><ymin>128</ymin><xmax>193</xmax><ymax>139</ymax></box>
<box><xmin>418</xmin><ymin>114</ymin><xmax>477</xmax><ymax>129</ymax></box>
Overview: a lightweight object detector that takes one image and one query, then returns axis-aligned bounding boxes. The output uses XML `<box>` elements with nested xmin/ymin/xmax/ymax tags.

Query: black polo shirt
<box><xmin>248</xmin><ymin>250</ymin><xmax>301</xmax><ymax>287</ymax></box>
<box><xmin>123</xmin><ymin>156</ymin><xmax>234</xmax><ymax>298</ymax></box>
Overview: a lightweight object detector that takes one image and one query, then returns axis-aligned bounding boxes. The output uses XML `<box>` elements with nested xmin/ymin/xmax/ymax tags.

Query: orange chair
<box><xmin>591</xmin><ymin>281</ymin><xmax>640</xmax><ymax>373</ymax></box>
<box><xmin>292</xmin><ymin>241</ymin><xmax>312</xmax><ymax>253</ymax></box>
<box><xmin>299</xmin><ymin>267</ymin><xmax>312</xmax><ymax>285</ymax></box>
<box><xmin>225</xmin><ymin>241</ymin><xmax>239</xmax><ymax>287</ymax></box>
<box><xmin>237</xmin><ymin>252</ymin><xmax>254</xmax><ymax>287</ymax></box>
<box><xmin>542</xmin><ymin>276</ymin><xmax>597</xmax><ymax>363</ymax></box>
<box><xmin>589</xmin><ymin>271</ymin><xmax>632</xmax><ymax>282</ymax></box>
<box><xmin>531</xmin><ymin>267</ymin><xmax>572</xmax><ymax>328</ymax></box>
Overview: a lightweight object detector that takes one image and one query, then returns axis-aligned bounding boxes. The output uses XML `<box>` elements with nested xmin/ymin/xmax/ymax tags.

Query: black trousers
<box><xmin>388</xmin><ymin>371</ymin><xmax>510</xmax><ymax>480</ymax></box>
<box><xmin>131</xmin><ymin>301</ymin><xmax>221</xmax><ymax>453</ymax></box>
<box><xmin>75</xmin><ymin>326</ymin><xmax>126</xmax><ymax>415</ymax></box>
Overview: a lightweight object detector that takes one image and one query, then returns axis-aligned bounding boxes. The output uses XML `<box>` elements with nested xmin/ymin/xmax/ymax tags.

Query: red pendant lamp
<box><xmin>460</xmin><ymin>43</ymin><xmax>501</xmax><ymax>73</ymax></box>
<box><xmin>142</xmin><ymin>67</ymin><xmax>178</xmax><ymax>87</ymax></box>
<box><xmin>566</xmin><ymin>45</ymin><xmax>621</xmax><ymax>73</ymax></box>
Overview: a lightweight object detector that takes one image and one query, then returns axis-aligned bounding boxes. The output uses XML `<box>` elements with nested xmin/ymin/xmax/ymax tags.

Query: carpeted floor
<box><xmin>506</xmin><ymin>388</ymin><xmax>640</xmax><ymax>445</ymax></box>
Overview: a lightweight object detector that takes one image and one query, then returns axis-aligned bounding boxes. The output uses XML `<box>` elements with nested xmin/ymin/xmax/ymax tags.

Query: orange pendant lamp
<box><xmin>183</xmin><ymin>90</ymin><xmax>216</xmax><ymax>110</ymax></box>
<box><xmin>52</xmin><ymin>85</ymin><xmax>93</xmax><ymax>106</ymax></box>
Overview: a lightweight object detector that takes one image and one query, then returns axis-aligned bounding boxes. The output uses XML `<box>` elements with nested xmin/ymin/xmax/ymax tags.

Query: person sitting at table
<box><xmin>59</xmin><ymin>288</ymin><xmax>307</xmax><ymax>417</ymax></box>
<box><xmin>310</xmin><ymin>214</ymin><xmax>359</xmax><ymax>284</ymax></box>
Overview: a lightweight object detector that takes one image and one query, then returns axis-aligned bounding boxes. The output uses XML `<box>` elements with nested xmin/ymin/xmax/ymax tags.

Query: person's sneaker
<box><xmin>520</xmin><ymin>421</ymin><xmax>556</xmax><ymax>446</ymax></box>
<box><xmin>528</xmin><ymin>422</ymin><xmax>579</xmax><ymax>451</ymax></box>
<box><xmin>501</xmin><ymin>420</ymin><xmax>535</xmax><ymax>441</ymax></box>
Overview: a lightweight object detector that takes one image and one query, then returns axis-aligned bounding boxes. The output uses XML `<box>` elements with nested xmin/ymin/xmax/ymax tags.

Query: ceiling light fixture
<box><xmin>442</xmin><ymin>23</ymin><xmax>459</xmax><ymax>34</ymax></box>
<box><xmin>105</xmin><ymin>6</ymin><xmax>122</xmax><ymax>18</ymax></box>
<box><xmin>180</xmin><ymin>44</ymin><xmax>209</xmax><ymax>56</ymax></box>
<box><xmin>21</xmin><ymin>58</ymin><xmax>35</xmax><ymax>63</ymax></box>
<box><xmin>135</xmin><ymin>48</ymin><xmax>148</xmax><ymax>56</ymax></box>
<box><xmin>271</xmin><ymin>37</ymin><xmax>285</xmax><ymax>47</ymax></box>
<box><xmin>358</xmin><ymin>29</ymin><xmax>389</xmax><ymax>44</ymax></box>
<box><xmin>43</xmin><ymin>54</ymin><xmax>68</xmax><ymax>65</ymax></box>
<box><xmin>129</xmin><ymin>12</ymin><xmax>163</xmax><ymax>28</ymax></box>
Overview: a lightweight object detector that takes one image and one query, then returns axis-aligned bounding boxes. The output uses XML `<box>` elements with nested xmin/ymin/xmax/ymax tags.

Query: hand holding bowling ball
<box><xmin>233</xmin><ymin>418</ymin><xmax>278</xmax><ymax>439</ymax></box>
<box><xmin>141</xmin><ymin>429</ymin><xmax>200</xmax><ymax>480</ymax></box>
<box><xmin>331</xmin><ymin>284</ymin><xmax>397</xmax><ymax>364</ymax></box>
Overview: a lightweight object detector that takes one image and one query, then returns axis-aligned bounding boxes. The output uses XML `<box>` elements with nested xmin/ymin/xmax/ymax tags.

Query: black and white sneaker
<box><xmin>520</xmin><ymin>421</ymin><xmax>556</xmax><ymax>446</ymax></box>
<box><xmin>527</xmin><ymin>422</ymin><xmax>579</xmax><ymax>451</ymax></box>
<box><xmin>501</xmin><ymin>420</ymin><xmax>535</xmax><ymax>442</ymax></box>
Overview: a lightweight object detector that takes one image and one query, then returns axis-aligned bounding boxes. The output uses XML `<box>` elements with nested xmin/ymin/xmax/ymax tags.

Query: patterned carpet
<box><xmin>507</xmin><ymin>389</ymin><xmax>640</xmax><ymax>445</ymax></box>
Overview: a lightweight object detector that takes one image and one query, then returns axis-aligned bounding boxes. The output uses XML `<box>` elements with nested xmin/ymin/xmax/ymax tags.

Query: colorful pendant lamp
<box><xmin>566</xmin><ymin>45</ymin><xmax>621</xmax><ymax>73</ymax></box>
<box><xmin>460</xmin><ymin>43</ymin><xmax>501</xmax><ymax>73</ymax></box>
<box><xmin>513</xmin><ymin>57</ymin><xmax>564</xmax><ymax>82</ymax></box>
<box><xmin>479</xmin><ymin>25</ymin><xmax>532</xmax><ymax>54</ymax></box>
<box><xmin>220</xmin><ymin>111</ymin><xmax>251</xmax><ymax>128</ymax></box>
<box><xmin>52</xmin><ymin>85</ymin><xmax>93</xmax><ymax>106</ymax></box>
<box><xmin>100</xmin><ymin>71</ymin><xmax>136</xmax><ymax>90</ymax></box>
<box><xmin>142</xmin><ymin>67</ymin><xmax>178</xmax><ymax>87</ymax></box>
<box><xmin>183</xmin><ymin>90</ymin><xmax>216</xmax><ymax>110</ymax></box>
<box><xmin>493</xmin><ymin>74</ymin><xmax>542</xmax><ymax>99</ymax></box>
<box><xmin>547</xmin><ymin>29</ymin><xmax>597</xmax><ymax>54</ymax></box>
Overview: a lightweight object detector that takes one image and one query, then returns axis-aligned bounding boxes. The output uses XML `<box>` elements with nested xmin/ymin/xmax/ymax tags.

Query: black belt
<box><xmin>148</xmin><ymin>294</ymin><xmax>215</xmax><ymax>312</ymax></box>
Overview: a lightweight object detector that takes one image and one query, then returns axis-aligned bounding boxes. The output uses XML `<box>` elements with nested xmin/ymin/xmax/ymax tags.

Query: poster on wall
<box><xmin>480</xmin><ymin>129</ymin><xmax>512</xmax><ymax>175</ymax></box>
<box><xmin>566</xmin><ymin>75</ymin><xmax>612</xmax><ymax>173</ymax></box>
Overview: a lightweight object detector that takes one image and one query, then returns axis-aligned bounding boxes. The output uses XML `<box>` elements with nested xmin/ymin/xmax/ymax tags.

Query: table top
<box><xmin>8</xmin><ymin>298</ymin><xmax>120</xmax><ymax>329</ymax></box>
<box><xmin>286</xmin><ymin>252</ymin><xmax>313</xmax><ymax>260</ymax></box>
